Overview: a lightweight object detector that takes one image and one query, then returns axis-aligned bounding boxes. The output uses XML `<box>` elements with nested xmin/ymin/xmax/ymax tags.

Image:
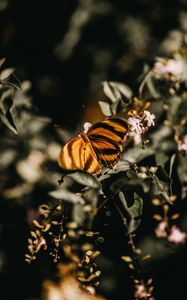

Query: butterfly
<box><xmin>58</xmin><ymin>118</ymin><xmax>128</xmax><ymax>175</ymax></box>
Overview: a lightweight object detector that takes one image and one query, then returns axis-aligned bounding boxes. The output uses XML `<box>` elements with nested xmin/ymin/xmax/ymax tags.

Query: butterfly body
<box><xmin>59</xmin><ymin>118</ymin><xmax>128</xmax><ymax>175</ymax></box>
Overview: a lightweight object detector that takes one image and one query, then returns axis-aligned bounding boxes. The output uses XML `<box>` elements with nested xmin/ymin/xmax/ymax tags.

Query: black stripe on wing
<box><xmin>104</xmin><ymin>118</ymin><xmax>128</xmax><ymax>128</ymax></box>
<box><xmin>88</xmin><ymin>122</ymin><xmax>125</xmax><ymax>140</ymax></box>
<box><xmin>97</xmin><ymin>150</ymin><xmax>121</xmax><ymax>167</ymax></box>
<box><xmin>89</xmin><ymin>134</ymin><xmax>120</xmax><ymax>147</ymax></box>
<box><xmin>90</xmin><ymin>137</ymin><xmax>121</xmax><ymax>167</ymax></box>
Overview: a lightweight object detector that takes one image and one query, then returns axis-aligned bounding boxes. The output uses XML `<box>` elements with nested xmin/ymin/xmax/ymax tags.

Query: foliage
<box><xmin>1</xmin><ymin>3</ymin><xmax>187</xmax><ymax>300</ymax></box>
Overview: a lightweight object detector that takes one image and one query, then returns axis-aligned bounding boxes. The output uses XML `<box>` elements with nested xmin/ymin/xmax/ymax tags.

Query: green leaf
<box><xmin>0</xmin><ymin>68</ymin><xmax>15</xmax><ymax>81</ymax></box>
<box><xmin>49</xmin><ymin>189</ymin><xmax>85</xmax><ymax>205</ymax></box>
<box><xmin>128</xmin><ymin>194</ymin><xmax>143</xmax><ymax>234</ymax></box>
<box><xmin>102</xmin><ymin>81</ymin><xmax>121</xmax><ymax>102</ymax></box>
<box><xmin>156</xmin><ymin>165</ymin><xmax>171</xmax><ymax>183</ymax></box>
<box><xmin>118</xmin><ymin>192</ymin><xmax>143</xmax><ymax>234</ymax></box>
<box><xmin>110</xmin><ymin>81</ymin><xmax>133</xmax><ymax>100</ymax></box>
<box><xmin>67</xmin><ymin>171</ymin><xmax>101</xmax><ymax>189</ymax></box>
<box><xmin>102</xmin><ymin>81</ymin><xmax>133</xmax><ymax>103</ymax></box>
<box><xmin>98</xmin><ymin>101</ymin><xmax>112</xmax><ymax>116</ymax></box>
<box><xmin>168</xmin><ymin>96</ymin><xmax>182</xmax><ymax>118</ymax></box>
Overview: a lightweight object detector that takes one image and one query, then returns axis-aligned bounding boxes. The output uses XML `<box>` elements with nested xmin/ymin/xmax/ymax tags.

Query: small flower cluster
<box><xmin>155</xmin><ymin>221</ymin><xmax>186</xmax><ymax>244</ymax></box>
<box><xmin>122</xmin><ymin>235</ymin><xmax>154</xmax><ymax>300</ymax></box>
<box><xmin>153</xmin><ymin>200</ymin><xmax>187</xmax><ymax>245</ymax></box>
<box><xmin>134</xmin><ymin>282</ymin><xmax>154</xmax><ymax>300</ymax></box>
<box><xmin>25</xmin><ymin>219</ymin><xmax>50</xmax><ymax>263</ymax></box>
<box><xmin>127</xmin><ymin>110</ymin><xmax>156</xmax><ymax>145</ymax></box>
<box><xmin>153</xmin><ymin>57</ymin><xmax>184</xmax><ymax>80</ymax></box>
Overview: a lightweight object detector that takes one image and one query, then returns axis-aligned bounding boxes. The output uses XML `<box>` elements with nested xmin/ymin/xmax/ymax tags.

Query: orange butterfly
<box><xmin>58</xmin><ymin>118</ymin><xmax>128</xmax><ymax>175</ymax></box>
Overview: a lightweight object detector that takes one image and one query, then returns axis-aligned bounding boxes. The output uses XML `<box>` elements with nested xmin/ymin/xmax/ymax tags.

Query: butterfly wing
<box><xmin>89</xmin><ymin>137</ymin><xmax>121</xmax><ymax>168</ymax></box>
<box><xmin>87</xmin><ymin>118</ymin><xmax>128</xmax><ymax>168</ymax></box>
<box><xmin>58</xmin><ymin>136</ymin><xmax>101</xmax><ymax>174</ymax></box>
<box><xmin>87</xmin><ymin>118</ymin><xmax>128</xmax><ymax>144</ymax></box>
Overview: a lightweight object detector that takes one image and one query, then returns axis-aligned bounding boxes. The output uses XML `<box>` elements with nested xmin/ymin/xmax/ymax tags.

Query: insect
<box><xmin>58</xmin><ymin>118</ymin><xmax>128</xmax><ymax>175</ymax></box>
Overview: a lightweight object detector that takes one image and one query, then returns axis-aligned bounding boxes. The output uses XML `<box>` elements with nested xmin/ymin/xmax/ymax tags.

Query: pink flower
<box><xmin>134</xmin><ymin>283</ymin><xmax>152</xmax><ymax>299</ymax></box>
<box><xmin>143</xmin><ymin>110</ymin><xmax>156</xmax><ymax>127</ymax></box>
<box><xmin>128</xmin><ymin>116</ymin><xmax>144</xmax><ymax>135</ymax></box>
<box><xmin>178</xmin><ymin>135</ymin><xmax>187</xmax><ymax>155</ymax></box>
<box><xmin>155</xmin><ymin>221</ymin><xmax>168</xmax><ymax>238</ymax></box>
<box><xmin>168</xmin><ymin>226</ymin><xmax>186</xmax><ymax>244</ymax></box>
<box><xmin>153</xmin><ymin>59</ymin><xmax>183</xmax><ymax>77</ymax></box>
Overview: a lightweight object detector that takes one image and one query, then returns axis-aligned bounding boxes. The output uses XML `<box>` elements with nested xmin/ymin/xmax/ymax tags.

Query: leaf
<box><xmin>169</xmin><ymin>154</ymin><xmax>176</xmax><ymax>179</ymax></box>
<box><xmin>0</xmin><ymin>112</ymin><xmax>17</xmax><ymax>134</ymax></box>
<box><xmin>156</xmin><ymin>165</ymin><xmax>171</xmax><ymax>183</ymax></box>
<box><xmin>98</xmin><ymin>101</ymin><xmax>112</xmax><ymax>116</ymax></box>
<box><xmin>169</xmin><ymin>96</ymin><xmax>182</xmax><ymax>118</ymax></box>
<box><xmin>118</xmin><ymin>192</ymin><xmax>143</xmax><ymax>234</ymax></box>
<box><xmin>0</xmin><ymin>68</ymin><xmax>15</xmax><ymax>81</ymax></box>
<box><xmin>138</xmin><ymin>65</ymin><xmax>151</xmax><ymax>97</ymax></box>
<box><xmin>110</xmin><ymin>81</ymin><xmax>133</xmax><ymax>100</ymax></box>
<box><xmin>110</xmin><ymin>99</ymin><xmax>126</xmax><ymax>115</ymax></box>
<box><xmin>145</xmin><ymin>72</ymin><xmax>159</xmax><ymax>98</ymax></box>
<box><xmin>49</xmin><ymin>189</ymin><xmax>85</xmax><ymax>205</ymax></box>
<box><xmin>102</xmin><ymin>81</ymin><xmax>120</xmax><ymax>102</ymax></box>
<box><xmin>169</xmin><ymin>154</ymin><xmax>176</xmax><ymax>196</ymax></box>
<box><xmin>102</xmin><ymin>81</ymin><xmax>133</xmax><ymax>103</ymax></box>
<box><xmin>128</xmin><ymin>194</ymin><xmax>143</xmax><ymax>234</ymax></box>
<box><xmin>0</xmin><ymin>57</ymin><xmax>6</xmax><ymax>68</ymax></box>
<box><xmin>128</xmin><ymin>194</ymin><xmax>143</xmax><ymax>219</ymax></box>
<box><xmin>0</xmin><ymin>89</ymin><xmax>18</xmax><ymax>134</ymax></box>
<box><xmin>67</xmin><ymin>171</ymin><xmax>101</xmax><ymax>189</ymax></box>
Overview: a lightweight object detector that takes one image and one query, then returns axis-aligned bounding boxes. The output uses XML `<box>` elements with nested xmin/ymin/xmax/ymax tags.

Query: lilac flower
<box><xmin>153</xmin><ymin>59</ymin><xmax>183</xmax><ymax>78</ymax></box>
<box><xmin>144</xmin><ymin>110</ymin><xmax>156</xmax><ymax>127</ymax></box>
<box><xmin>128</xmin><ymin>131</ymin><xmax>142</xmax><ymax>145</ymax></box>
<box><xmin>178</xmin><ymin>135</ymin><xmax>187</xmax><ymax>155</ymax></box>
<box><xmin>168</xmin><ymin>226</ymin><xmax>186</xmax><ymax>244</ymax></box>
<box><xmin>155</xmin><ymin>221</ymin><xmax>168</xmax><ymax>238</ymax></box>
<box><xmin>134</xmin><ymin>283</ymin><xmax>153</xmax><ymax>299</ymax></box>
<box><xmin>128</xmin><ymin>116</ymin><xmax>144</xmax><ymax>135</ymax></box>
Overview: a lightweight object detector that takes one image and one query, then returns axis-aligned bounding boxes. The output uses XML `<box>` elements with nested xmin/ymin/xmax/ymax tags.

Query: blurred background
<box><xmin>0</xmin><ymin>0</ymin><xmax>186</xmax><ymax>128</ymax></box>
<box><xmin>1</xmin><ymin>0</ymin><xmax>187</xmax><ymax>300</ymax></box>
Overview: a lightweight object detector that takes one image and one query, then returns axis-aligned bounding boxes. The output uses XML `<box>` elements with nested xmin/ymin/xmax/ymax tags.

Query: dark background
<box><xmin>0</xmin><ymin>1</ymin><xmax>187</xmax><ymax>300</ymax></box>
<box><xmin>0</xmin><ymin>0</ymin><xmax>184</xmax><ymax>128</ymax></box>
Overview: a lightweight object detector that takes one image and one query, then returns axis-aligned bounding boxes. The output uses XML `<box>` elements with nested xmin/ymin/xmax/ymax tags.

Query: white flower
<box><xmin>83</xmin><ymin>122</ymin><xmax>92</xmax><ymax>133</ymax></box>
<box><xmin>168</xmin><ymin>226</ymin><xmax>186</xmax><ymax>244</ymax></box>
<box><xmin>128</xmin><ymin>116</ymin><xmax>144</xmax><ymax>135</ymax></box>
<box><xmin>144</xmin><ymin>110</ymin><xmax>156</xmax><ymax>127</ymax></box>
